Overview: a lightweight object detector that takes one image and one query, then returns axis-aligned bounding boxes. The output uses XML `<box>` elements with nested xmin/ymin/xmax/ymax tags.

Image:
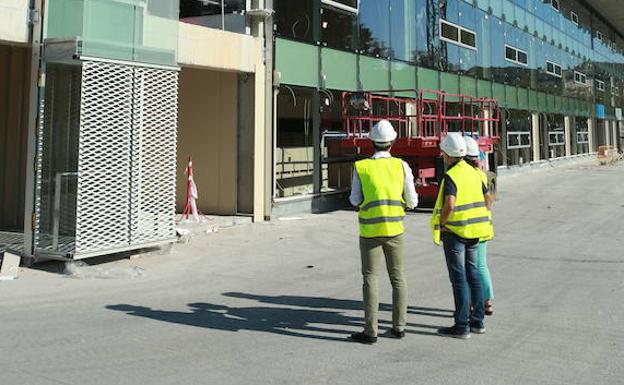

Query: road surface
<box><xmin>1</xmin><ymin>160</ymin><xmax>623</xmax><ymax>385</ymax></box>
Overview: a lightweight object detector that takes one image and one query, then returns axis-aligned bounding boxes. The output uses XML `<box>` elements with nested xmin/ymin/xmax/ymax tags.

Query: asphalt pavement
<box><xmin>1</xmin><ymin>160</ymin><xmax>623</xmax><ymax>385</ymax></box>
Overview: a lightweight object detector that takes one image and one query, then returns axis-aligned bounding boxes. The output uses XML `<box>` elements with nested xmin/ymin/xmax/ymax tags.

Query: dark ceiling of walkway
<box><xmin>586</xmin><ymin>0</ymin><xmax>624</xmax><ymax>37</ymax></box>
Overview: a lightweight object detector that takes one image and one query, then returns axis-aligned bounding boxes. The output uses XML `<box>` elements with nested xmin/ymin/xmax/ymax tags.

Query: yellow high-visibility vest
<box><xmin>475</xmin><ymin>168</ymin><xmax>494</xmax><ymax>242</ymax></box>
<box><xmin>430</xmin><ymin>160</ymin><xmax>492</xmax><ymax>245</ymax></box>
<box><xmin>355</xmin><ymin>157</ymin><xmax>405</xmax><ymax>238</ymax></box>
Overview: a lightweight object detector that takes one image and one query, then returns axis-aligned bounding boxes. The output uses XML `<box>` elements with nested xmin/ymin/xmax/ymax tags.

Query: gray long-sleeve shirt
<box><xmin>349</xmin><ymin>151</ymin><xmax>419</xmax><ymax>209</ymax></box>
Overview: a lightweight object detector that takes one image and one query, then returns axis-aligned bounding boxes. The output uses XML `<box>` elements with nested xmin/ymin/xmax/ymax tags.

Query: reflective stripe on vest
<box><xmin>430</xmin><ymin>160</ymin><xmax>492</xmax><ymax>245</ymax></box>
<box><xmin>355</xmin><ymin>157</ymin><xmax>405</xmax><ymax>238</ymax></box>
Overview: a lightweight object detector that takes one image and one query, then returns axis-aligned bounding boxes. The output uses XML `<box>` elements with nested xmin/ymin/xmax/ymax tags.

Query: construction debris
<box><xmin>64</xmin><ymin>261</ymin><xmax>145</xmax><ymax>280</ymax></box>
<box><xmin>0</xmin><ymin>252</ymin><xmax>21</xmax><ymax>280</ymax></box>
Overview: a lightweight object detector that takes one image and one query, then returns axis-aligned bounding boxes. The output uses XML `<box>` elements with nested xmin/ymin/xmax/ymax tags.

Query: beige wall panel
<box><xmin>177</xmin><ymin>68</ymin><xmax>237</xmax><ymax>215</ymax></box>
<box><xmin>178</xmin><ymin>22</ymin><xmax>260</xmax><ymax>73</ymax></box>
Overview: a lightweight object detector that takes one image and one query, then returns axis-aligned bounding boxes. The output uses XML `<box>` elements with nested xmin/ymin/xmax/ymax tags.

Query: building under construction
<box><xmin>271</xmin><ymin>0</ymin><xmax>624</xmax><ymax>211</ymax></box>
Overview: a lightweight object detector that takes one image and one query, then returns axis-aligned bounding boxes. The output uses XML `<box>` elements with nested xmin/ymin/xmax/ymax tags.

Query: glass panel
<box><xmin>503</xmin><ymin>0</ymin><xmax>515</xmax><ymax>23</ymax></box>
<box><xmin>414</xmin><ymin>0</ymin><xmax>436</xmax><ymax>69</ymax></box>
<box><xmin>276</xmin><ymin>86</ymin><xmax>315</xmax><ymax>198</ymax></box>
<box><xmin>441</xmin><ymin>22</ymin><xmax>459</xmax><ymax>42</ymax></box>
<box><xmin>460</xmin><ymin>30</ymin><xmax>476</xmax><ymax>48</ymax></box>
<box><xmin>358</xmin><ymin>0</ymin><xmax>390</xmax><ymax>58</ymax></box>
<box><xmin>274</xmin><ymin>0</ymin><xmax>315</xmax><ymax>43</ymax></box>
<box><xmin>517</xmin><ymin>50</ymin><xmax>528</xmax><ymax>64</ymax></box>
<box><xmin>45</xmin><ymin>0</ymin><xmax>179</xmax><ymax>66</ymax></box>
<box><xmin>506</xmin><ymin>46</ymin><xmax>516</xmax><ymax>61</ymax></box>
<box><xmin>35</xmin><ymin>64</ymin><xmax>80</xmax><ymax>254</ymax></box>
<box><xmin>389</xmin><ymin>0</ymin><xmax>417</xmax><ymax>62</ymax></box>
<box><xmin>321</xmin><ymin>6</ymin><xmax>358</xmax><ymax>51</ymax></box>
<box><xmin>180</xmin><ymin>0</ymin><xmax>246</xmax><ymax>33</ymax></box>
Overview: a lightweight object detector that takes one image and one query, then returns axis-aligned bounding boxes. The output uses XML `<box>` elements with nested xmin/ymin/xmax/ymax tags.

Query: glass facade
<box><xmin>274</xmin><ymin>0</ymin><xmax>624</xmax><ymax>115</ymax></box>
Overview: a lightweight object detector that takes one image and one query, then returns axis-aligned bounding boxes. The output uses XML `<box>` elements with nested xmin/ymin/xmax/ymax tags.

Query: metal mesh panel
<box><xmin>35</xmin><ymin>61</ymin><xmax>178</xmax><ymax>257</ymax></box>
<box><xmin>130</xmin><ymin>68</ymin><xmax>177</xmax><ymax>244</ymax></box>
<box><xmin>75</xmin><ymin>62</ymin><xmax>134</xmax><ymax>253</ymax></box>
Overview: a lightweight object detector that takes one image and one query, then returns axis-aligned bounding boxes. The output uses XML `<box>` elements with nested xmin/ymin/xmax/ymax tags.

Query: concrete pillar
<box><xmin>532</xmin><ymin>112</ymin><xmax>541</xmax><ymax>162</ymax></box>
<box><xmin>604</xmin><ymin>120</ymin><xmax>611</xmax><ymax>146</ymax></box>
<box><xmin>612</xmin><ymin>121</ymin><xmax>618</xmax><ymax>150</ymax></box>
<box><xmin>564</xmin><ymin>116</ymin><xmax>572</xmax><ymax>157</ymax></box>
<box><xmin>253</xmin><ymin>62</ymin><xmax>267</xmax><ymax>222</ymax></box>
<box><xmin>587</xmin><ymin>118</ymin><xmax>595</xmax><ymax>152</ymax></box>
<box><xmin>263</xmin><ymin>0</ymin><xmax>274</xmax><ymax>220</ymax></box>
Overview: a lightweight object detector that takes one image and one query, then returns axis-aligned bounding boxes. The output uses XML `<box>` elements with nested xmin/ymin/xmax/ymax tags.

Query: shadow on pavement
<box><xmin>222</xmin><ymin>292</ymin><xmax>454</xmax><ymax>319</ymax></box>
<box><xmin>107</xmin><ymin>293</ymin><xmax>446</xmax><ymax>341</ymax></box>
<box><xmin>107</xmin><ymin>303</ymin><xmax>358</xmax><ymax>342</ymax></box>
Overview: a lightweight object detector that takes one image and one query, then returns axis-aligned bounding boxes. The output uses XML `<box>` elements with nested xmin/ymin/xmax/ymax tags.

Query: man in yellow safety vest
<box><xmin>431</xmin><ymin>132</ymin><xmax>493</xmax><ymax>339</ymax></box>
<box><xmin>348</xmin><ymin>120</ymin><xmax>419</xmax><ymax>344</ymax></box>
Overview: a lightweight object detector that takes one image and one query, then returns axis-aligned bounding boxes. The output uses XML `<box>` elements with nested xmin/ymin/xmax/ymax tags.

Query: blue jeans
<box><xmin>442</xmin><ymin>231</ymin><xmax>485</xmax><ymax>331</ymax></box>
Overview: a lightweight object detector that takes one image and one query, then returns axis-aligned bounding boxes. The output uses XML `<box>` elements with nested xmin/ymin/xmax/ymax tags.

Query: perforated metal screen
<box><xmin>130</xmin><ymin>67</ymin><xmax>178</xmax><ymax>245</ymax></box>
<box><xmin>36</xmin><ymin>61</ymin><xmax>178</xmax><ymax>257</ymax></box>
<box><xmin>76</xmin><ymin>62</ymin><xmax>134</xmax><ymax>253</ymax></box>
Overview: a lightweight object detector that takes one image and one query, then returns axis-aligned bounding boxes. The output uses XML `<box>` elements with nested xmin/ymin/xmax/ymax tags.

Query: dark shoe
<box><xmin>469</xmin><ymin>321</ymin><xmax>486</xmax><ymax>334</ymax></box>
<box><xmin>484</xmin><ymin>301</ymin><xmax>493</xmax><ymax>316</ymax></box>
<box><xmin>348</xmin><ymin>332</ymin><xmax>377</xmax><ymax>344</ymax></box>
<box><xmin>437</xmin><ymin>326</ymin><xmax>471</xmax><ymax>339</ymax></box>
<box><xmin>389</xmin><ymin>328</ymin><xmax>405</xmax><ymax>339</ymax></box>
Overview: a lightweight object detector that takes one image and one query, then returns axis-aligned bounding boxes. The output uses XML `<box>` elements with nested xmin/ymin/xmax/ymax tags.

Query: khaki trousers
<box><xmin>359</xmin><ymin>234</ymin><xmax>408</xmax><ymax>337</ymax></box>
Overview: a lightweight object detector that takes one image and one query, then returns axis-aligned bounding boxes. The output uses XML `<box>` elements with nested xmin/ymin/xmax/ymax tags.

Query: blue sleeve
<box><xmin>443</xmin><ymin>175</ymin><xmax>457</xmax><ymax>197</ymax></box>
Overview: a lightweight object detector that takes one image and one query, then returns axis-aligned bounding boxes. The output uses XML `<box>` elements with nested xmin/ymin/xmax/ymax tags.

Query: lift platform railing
<box><xmin>341</xmin><ymin>89</ymin><xmax>501</xmax><ymax>146</ymax></box>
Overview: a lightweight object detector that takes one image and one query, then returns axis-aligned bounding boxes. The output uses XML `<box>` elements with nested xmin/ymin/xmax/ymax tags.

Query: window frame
<box><xmin>439</xmin><ymin>19</ymin><xmax>478</xmax><ymax>51</ymax></box>
<box><xmin>570</xmin><ymin>11</ymin><xmax>579</xmax><ymax>26</ymax></box>
<box><xmin>504</xmin><ymin>44</ymin><xmax>528</xmax><ymax>67</ymax></box>
<box><xmin>574</xmin><ymin>71</ymin><xmax>587</xmax><ymax>86</ymax></box>
<box><xmin>551</xmin><ymin>0</ymin><xmax>560</xmax><ymax>12</ymax></box>
<box><xmin>596</xmin><ymin>31</ymin><xmax>603</xmax><ymax>42</ymax></box>
<box><xmin>548</xmin><ymin>131</ymin><xmax>565</xmax><ymax>146</ymax></box>
<box><xmin>576</xmin><ymin>130</ymin><xmax>589</xmax><ymax>144</ymax></box>
<box><xmin>596</xmin><ymin>80</ymin><xmax>605</xmax><ymax>92</ymax></box>
<box><xmin>546</xmin><ymin>61</ymin><xmax>562</xmax><ymax>78</ymax></box>
<box><xmin>507</xmin><ymin>131</ymin><xmax>532</xmax><ymax>149</ymax></box>
<box><xmin>321</xmin><ymin>0</ymin><xmax>359</xmax><ymax>14</ymax></box>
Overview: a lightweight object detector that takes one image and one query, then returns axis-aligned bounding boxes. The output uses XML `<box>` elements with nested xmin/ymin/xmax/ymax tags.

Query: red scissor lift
<box><xmin>340</xmin><ymin>89</ymin><xmax>501</xmax><ymax>203</ymax></box>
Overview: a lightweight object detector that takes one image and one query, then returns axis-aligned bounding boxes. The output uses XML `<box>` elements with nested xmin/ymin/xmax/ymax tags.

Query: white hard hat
<box><xmin>464</xmin><ymin>136</ymin><xmax>480</xmax><ymax>157</ymax></box>
<box><xmin>369</xmin><ymin>120</ymin><xmax>398</xmax><ymax>143</ymax></box>
<box><xmin>440</xmin><ymin>132</ymin><xmax>467</xmax><ymax>158</ymax></box>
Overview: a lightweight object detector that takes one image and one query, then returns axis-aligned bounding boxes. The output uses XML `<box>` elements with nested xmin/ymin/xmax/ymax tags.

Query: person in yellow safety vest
<box><xmin>431</xmin><ymin>132</ymin><xmax>493</xmax><ymax>339</ymax></box>
<box><xmin>348</xmin><ymin>120</ymin><xmax>419</xmax><ymax>344</ymax></box>
<box><xmin>464</xmin><ymin>136</ymin><xmax>496</xmax><ymax>316</ymax></box>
